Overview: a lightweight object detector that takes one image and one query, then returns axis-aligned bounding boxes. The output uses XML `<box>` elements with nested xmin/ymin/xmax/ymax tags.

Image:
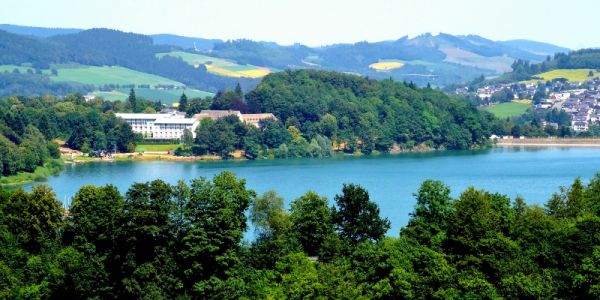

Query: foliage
<box><xmin>2</xmin><ymin>172</ymin><xmax>600</xmax><ymax>298</ymax></box>
<box><xmin>246</xmin><ymin>70</ymin><xmax>493</xmax><ymax>153</ymax></box>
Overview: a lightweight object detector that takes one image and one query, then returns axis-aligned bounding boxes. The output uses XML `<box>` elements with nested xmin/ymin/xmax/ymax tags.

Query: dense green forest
<box><xmin>244</xmin><ymin>70</ymin><xmax>495</xmax><ymax>153</ymax></box>
<box><xmin>0</xmin><ymin>94</ymin><xmax>140</xmax><ymax>177</ymax></box>
<box><xmin>177</xmin><ymin>70</ymin><xmax>497</xmax><ymax>159</ymax></box>
<box><xmin>0</xmin><ymin>171</ymin><xmax>599</xmax><ymax>298</ymax></box>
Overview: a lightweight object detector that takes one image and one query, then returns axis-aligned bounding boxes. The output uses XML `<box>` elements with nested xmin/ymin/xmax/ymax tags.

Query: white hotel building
<box><xmin>115</xmin><ymin>113</ymin><xmax>199</xmax><ymax>140</ymax></box>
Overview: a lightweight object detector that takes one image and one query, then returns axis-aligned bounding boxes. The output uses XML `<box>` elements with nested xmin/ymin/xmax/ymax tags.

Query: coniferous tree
<box><xmin>178</xmin><ymin>92</ymin><xmax>188</xmax><ymax>112</ymax></box>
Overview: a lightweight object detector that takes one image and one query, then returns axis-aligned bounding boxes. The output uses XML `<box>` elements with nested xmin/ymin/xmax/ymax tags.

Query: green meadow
<box><xmin>90</xmin><ymin>88</ymin><xmax>213</xmax><ymax>104</ymax></box>
<box><xmin>51</xmin><ymin>65</ymin><xmax>183</xmax><ymax>86</ymax></box>
<box><xmin>486</xmin><ymin>101</ymin><xmax>531</xmax><ymax>118</ymax></box>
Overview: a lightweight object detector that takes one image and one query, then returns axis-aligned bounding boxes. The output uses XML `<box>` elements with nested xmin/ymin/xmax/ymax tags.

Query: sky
<box><xmin>1</xmin><ymin>0</ymin><xmax>597</xmax><ymax>49</ymax></box>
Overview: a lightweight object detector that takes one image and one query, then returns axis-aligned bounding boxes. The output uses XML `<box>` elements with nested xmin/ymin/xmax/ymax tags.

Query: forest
<box><xmin>0</xmin><ymin>171</ymin><xmax>598</xmax><ymax>298</ymax></box>
<box><xmin>244</xmin><ymin>70</ymin><xmax>495</xmax><ymax>153</ymax></box>
<box><xmin>0</xmin><ymin>94</ymin><xmax>139</xmax><ymax>177</ymax></box>
<box><xmin>175</xmin><ymin>70</ymin><xmax>497</xmax><ymax>159</ymax></box>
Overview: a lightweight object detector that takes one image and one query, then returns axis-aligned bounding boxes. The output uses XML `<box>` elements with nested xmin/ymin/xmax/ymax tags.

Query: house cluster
<box><xmin>116</xmin><ymin>110</ymin><xmax>276</xmax><ymax>140</ymax></box>
<box><xmin>457</xmin><ymin>77</ymin><xmax>600</xmax><ymax>132</ymax></box>
<box><xmin>560</xmin><ymin>91</ymin><xmax>600</xmax><ymax>132</ymax></box>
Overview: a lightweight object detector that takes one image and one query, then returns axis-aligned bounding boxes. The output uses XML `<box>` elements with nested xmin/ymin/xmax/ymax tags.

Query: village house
<box><xmin>241</xmin><ymin>113</ymin><xmax>277</xmax><ymax>127</ymax></box>
<box><xmin>194</xmin><ymin>110</ymin><xmax>243</xmax><ymax>122</ymax></box>
<box><xmin>193</xmin><ymin>110</ymin><xmax>277</xmax><ymax>128</ymax></box>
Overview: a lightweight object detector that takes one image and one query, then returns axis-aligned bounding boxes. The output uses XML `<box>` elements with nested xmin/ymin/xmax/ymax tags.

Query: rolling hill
<box><xmin>0</xmin><ymin>24</ymin><xmax>572</xmax><ymax>97</ymax></box>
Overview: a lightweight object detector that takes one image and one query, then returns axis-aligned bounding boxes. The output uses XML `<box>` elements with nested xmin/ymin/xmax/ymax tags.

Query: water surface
<box><xmin>23</xmin><ymin>147</ymin><xmax>600</xmax><ymax>236</ymax></box>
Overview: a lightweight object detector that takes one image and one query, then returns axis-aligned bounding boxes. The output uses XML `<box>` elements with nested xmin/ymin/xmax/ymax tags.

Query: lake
<box><xmin>21</xmin><ymin>146</ymin><xmax>600</xmax><ymax>237</ymax></box>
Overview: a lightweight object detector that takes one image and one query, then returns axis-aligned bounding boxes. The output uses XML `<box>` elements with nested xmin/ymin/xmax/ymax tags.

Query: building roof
<box><xmin>154</xmin><ymin>118</ymin><xmax>198</xmax><ymax>125</ymax></box>
<box><xmin>115</xmin><ymin>113</ymin><xmax>165</xmax><ymax>120</ymax></box>
<box><xmin>242</xmin><ymin>113</ymin><xmax>276</xmax><ymax>120</ymax></box>
<box><xmin>195</xmin><ymin>110</ymin><xmax>242</xmax><ymax>120</ymax></box>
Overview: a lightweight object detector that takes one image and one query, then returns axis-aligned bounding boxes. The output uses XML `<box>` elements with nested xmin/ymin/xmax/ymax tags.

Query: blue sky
<box><xmin>1</xmin><ymin>0</ymin><xmax>597</xmax><ymax>48</ymax></box>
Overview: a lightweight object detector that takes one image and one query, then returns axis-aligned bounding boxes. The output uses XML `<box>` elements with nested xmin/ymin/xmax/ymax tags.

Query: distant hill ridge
<box><xmin>0</xmin><ymin>23</ymin><xmax>573</xmax><ymax>89</ymax></box>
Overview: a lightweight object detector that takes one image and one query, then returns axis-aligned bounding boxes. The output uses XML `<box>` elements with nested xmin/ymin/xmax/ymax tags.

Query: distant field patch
<box><xmin>486</xmin><ymin>101</ymin><xmax>531</xmax><ymax>118</ymax></box>
<box><xmin>157</xmin><ymin>51</ymin><xmax>272</xmax><ymax>78</ymax></box>
<box><xmin>369</xmin><ymin>60</ymin><xmax>404</xmax><ymax>71</ymax></box>
<box><xmin>91</xmin><ymin>90</ymin><xmax>129</xmax><ymax>101</ymax></box>
<box><xmin>524</xmin><ymin>69</ymin><xmax>600</xmax><ymax>83</ymax></box>
<box><xmin>51</xmin><ymin>65</ymin><xmax>183</xmax><ymax>87</ymax></box>
<box><xmin>440</xmin><ymin>47</ymin><xmax>513</xmax><ymax>73</ymax></box>
<box><xmin>120</xmin><ymin>88</ymin><xmax>213</xmax><ymax>104</ymax></box>
<box><xmin>91</xmin><ymin>88</ymin><xmax>213</xmax><ymax>105</ymax></box>
<box><xmin>0</xmin><ymin>64</ymin><xmax>35</xmax><ymax>74</ymax></box>
<box><xmin>513</xmin><ymin>99</ymin><xmax>533</xmax><ymax>105</ymax></box>
<box><xmin>135</xmin><ymin>143</ymin><xmax>179</xmax><ymax>153</ymax></box>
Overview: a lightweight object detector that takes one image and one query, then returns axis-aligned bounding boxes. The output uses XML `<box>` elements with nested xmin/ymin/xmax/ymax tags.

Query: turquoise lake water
<box><xmin>21</xmin><ymin>146</ymin><xmax>600</xmax><ymax>236</ymax></box>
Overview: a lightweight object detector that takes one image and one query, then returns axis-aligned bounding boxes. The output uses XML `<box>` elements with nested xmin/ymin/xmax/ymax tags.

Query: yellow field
<box><xmin>205</xmin><ymin>65</ymin><xmax>270</xmax><ymax>78</ymax></box>
<box><xmin>513</xmin><ymin>99</ymin><xmax>532</xmax><ymax>104</ymax></box>
<box><xmin>369</xmin><ymin>61</ymin><xmax>404</xmax><ymax>71</ymax></box>
<box><xmin>522</xmin><ymin>69</ymin><xmax>600</xmax><ymax>83</ymax></box>
<box><xmin>238</xmin><ymin>68</ymin><xmax>271</xmax><ymax>78</ymax></box>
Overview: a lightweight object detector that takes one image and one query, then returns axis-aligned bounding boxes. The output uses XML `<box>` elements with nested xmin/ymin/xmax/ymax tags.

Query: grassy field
<box><xmin>135</xmin><ymin>143</ymin><xmax>180</xmax><ymax>152</ymax></box>
<box><xmin>369</xmin><ymin>60</ymin><xmax>404</xmax><ymax>71</ymax></box>
<box><xmin>157</xmin><ymin>51</ymin><xmax>272</xmax><ymax>78</ymax></box>
<box><xmin>90</xmin><ymin>88</ymin><xmax>213</xmax><ymax>104</ymax></box>
<box><xmin>523</xmin><ymin>69</ymin><xmax>600</xmax><ymax>83</ymax></box>
<box><xmin>51</xmin><ymin>65</ymin><xmax>184</xmax><ymax>87</ymax></box>
<box><xmin>0</xmin><ymin>64</ymin><xmax>36</xmax><ymax>74</ymax></box>
<box><xmin>486</xmin><ymin>101</ymin><xmax>531</xmax><ymax>118</ymax></box>
<box><xmin>91</xmin><ymin>90</ymin><xmax>129</xmax><ymax>101</ymax></box>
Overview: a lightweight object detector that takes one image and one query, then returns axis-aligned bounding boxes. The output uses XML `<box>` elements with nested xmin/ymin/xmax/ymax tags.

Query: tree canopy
<box><xmin>1</xmin><ymin>172</ymin><xmax>599</xmax><ymax>298</ymax></box>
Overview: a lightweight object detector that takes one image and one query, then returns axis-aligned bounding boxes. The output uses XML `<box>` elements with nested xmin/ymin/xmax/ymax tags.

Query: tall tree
<box><xmin>402</xmin><ymin>180</ymin><xmax>454</xmax><ymax>248</ymax></box>
<box><xmin>128</xmin><ymin>88</ymin><xmax>137</xmax><ymax>112</ymax></box>
<box><xmin>332</xmin><ymin>184</ymin><xmax>390</xmax><ymax>244</ymax></box>
<box><xmin>178</xmin><ymin>92</ymin><xmax>188</xmax><ymax>112</ymax></box>
<box><xmin>290</xmin><ymin>191</ymin><xmax>335</xmax><ymax>256</ymax></box>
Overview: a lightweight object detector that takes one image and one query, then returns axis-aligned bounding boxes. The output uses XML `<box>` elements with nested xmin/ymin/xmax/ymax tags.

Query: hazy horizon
<box><xmin>2</xmin><ymin>0</ymin><xmax>598</xmax><ymax>49</ymax></box>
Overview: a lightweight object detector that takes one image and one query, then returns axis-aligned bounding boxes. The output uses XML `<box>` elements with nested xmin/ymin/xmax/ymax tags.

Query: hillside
<box><xmin>206</xmin><ymin>33</ymin><xmax>568</xmax><ymax>86</ymax></box>
<box><xmin>0</xmin><ymin>28</ymin><xmax>259</xmax><ymax>89</ymax></box>
<box><xmin>157</xmin><ymin>51</ymin><xmax>272</xmax><ymax>78</ymax></box>
<box><xmin>482</xmin><ymin>49</ymin><xmax>600</xmax><ymax>85</ymax></box>
<box><xmin>500</xmin><ymin>39</ymin><xmax>570</xmax><ymax>56</ymax></box>
<box><xmin>0</xmin><ymin>24</ymin><xmax>571</xmax><ymax>96</ymax></box>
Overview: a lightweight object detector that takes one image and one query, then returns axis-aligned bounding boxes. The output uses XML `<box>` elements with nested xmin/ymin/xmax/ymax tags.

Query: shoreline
<box><xmin>496</xmin><ymin>138</ymin><xmax>600</xmax><ymax>147</ymax></box>
<box><xmin>4</xmin><ymin>141</ymin><xmax>598</xmax><ymax>186</ymax></box>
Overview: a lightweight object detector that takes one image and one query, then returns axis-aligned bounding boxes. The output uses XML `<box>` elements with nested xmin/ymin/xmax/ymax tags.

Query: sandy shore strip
<box><xmin>496</xmin><ymin>138</ymin><xmax>600</xmax><ymax>147</ymax></box>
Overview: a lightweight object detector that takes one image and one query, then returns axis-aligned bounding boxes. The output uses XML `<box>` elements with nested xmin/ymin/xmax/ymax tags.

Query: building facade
<box><xmin>115</xmin><ymin>113</ymin><xmax>199</xmax><ymax>140</ymax></box>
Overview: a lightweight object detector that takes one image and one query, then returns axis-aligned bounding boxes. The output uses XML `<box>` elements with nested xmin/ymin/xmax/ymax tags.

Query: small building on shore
<box><xmin>194</xmin><ymin>110</ymin><xmax>243</xmax><ymax>122</ymax></box>
<box><xmin>241</xmin><ymin>113</ymin><xmax>277</xmax><ymax>127</ymax></box>
<box><xmin>193</xmin><ymin>110</ymin><xmax>277</xmax><ymax>128</ymax></box>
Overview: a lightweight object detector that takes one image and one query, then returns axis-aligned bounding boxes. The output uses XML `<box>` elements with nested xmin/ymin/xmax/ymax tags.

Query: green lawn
<box><xmin>135</xmin><ymin>144</ymin><xmax>180</xmax><ymax>152</ymax></box>
<box><xmin>51</xmin><ymin>65</ymin><xmax>184</xmax><ymax>87</ymax></box>
<box><xmin>523</xmin><ymin>69</ymin><xmax>600</xmax><ymax>83</ymax></box>
<box><xmin>116</xmin><ymin>88</ymin><xmax>213</xmax><ymax>105</ymax></box>
<box><xmin>0</xmin><ymin>64</ymin><xmax>36</xmax><ymax>74</ymax></box>
<box><xmin>486</xmin><ymin>101</ymin><xmax>531</xmax><ymax>118</ymax></box>
<box><xmin>91</xmin><ymin>90</ymin><xmax>130</xmax><ymax>101</ymax></box>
